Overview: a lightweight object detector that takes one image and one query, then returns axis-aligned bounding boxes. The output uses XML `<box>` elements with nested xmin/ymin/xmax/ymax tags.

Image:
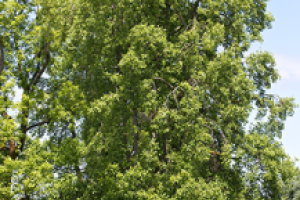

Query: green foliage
<box><xmin>0</xmin><ymin>0</ymin><xmax>299</xmax><ymax>199</ymax></box>
<box><xmin>284</xmin><ymin>172</ymin><xmax>300</xmax><ymax>200</ymax></box>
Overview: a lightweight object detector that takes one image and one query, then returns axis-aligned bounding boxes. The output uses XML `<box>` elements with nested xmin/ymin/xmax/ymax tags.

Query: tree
<box><xmin>0</xmin><ymin>0</ymin><xmax>299</xmax><ymax>199</ymax></box>
<box><xmin>283</xmin><ymin>172</ymin><xmax>300</xmax><ymax>200</ymax></box>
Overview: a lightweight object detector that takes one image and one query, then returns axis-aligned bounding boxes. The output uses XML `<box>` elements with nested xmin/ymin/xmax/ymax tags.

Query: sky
<box><xmin>243</xmin><ymin>0</ymin><xmax>300</xmax><ymax>168</ymax></box>
<box><xmin>6</xmin><ymin>0</ymin><xmax>300</xmax><ymax>177</ymax></box>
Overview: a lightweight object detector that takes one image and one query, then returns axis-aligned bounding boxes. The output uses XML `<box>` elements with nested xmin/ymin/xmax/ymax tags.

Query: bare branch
<box><xmin>173</xmin><ymin>9</ymin><xmax>188</xmax><ymax>30</ymax></box>
<box><xmin>26</xmin><ymin>118</ymin><xmax>51</xmax><ymax>131</ymax></box>
<box><xmin>31</xmin><ymin>60</ymin><xmax>41</xmax><ymax>84</ymax></box>
<box><xmin>32</xmin><ymin>44</ymin><xmax>45</xmax><ymax>60</ymax></box>
<box><xmin>192</xmin><ymin>0</ymin><xmax>200</xmax><ymax>20</ymax></box>
<box><xmin>164</xmin><ymin>86</ymin><xmax>185</xmax><ymax>109</ymax></box>
<box><xmin>154</xmin><ymin>77</ymin><xmax>174</xmax><ymax>89</ymax></box>
<box><xmin>31</xmin><ymin>47</ymin><xmax>50</xmax><ymax>89</ymax></box>
<box><xmin>8</xmin><ymin>140</ymin><xmax>16</xmax><ymax>159</ymax></box>
<box><xmin>31</xmin><ymin>43</ymin><xmax>44</xmax><ymax>86</ymax></box>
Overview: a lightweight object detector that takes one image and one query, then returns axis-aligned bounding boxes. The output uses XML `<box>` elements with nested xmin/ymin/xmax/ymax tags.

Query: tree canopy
<box><xmin>286</xmin><ymin>173</ymin><xmax>300</xmax><ymax>200</ymax></box>
<box><xmin>0</xmin><ymin>0</ymin><xmax>299</xmax><ymax>199</ymax></box>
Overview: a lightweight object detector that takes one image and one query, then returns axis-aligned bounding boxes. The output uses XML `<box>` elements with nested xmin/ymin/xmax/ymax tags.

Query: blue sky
<box><xmin>8</xmin><ymin>0</ymin><xmax>300</xmax><ymax>171</ymax></box>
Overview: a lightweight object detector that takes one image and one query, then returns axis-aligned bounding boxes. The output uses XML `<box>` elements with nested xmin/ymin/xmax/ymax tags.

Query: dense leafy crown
<box><xmin>0</xmin><ymin>0</ymin><xmax>299</xmax><ymax>199</ymax></box>
<box><xmin>285</xmin><ymin>174</ymin><xmax>300</xmax><ymax>200</ymax></box>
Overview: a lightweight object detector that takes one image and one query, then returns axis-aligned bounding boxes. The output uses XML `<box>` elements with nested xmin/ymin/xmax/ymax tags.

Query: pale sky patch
<box><xmin>274</xmin><ymin>54</ymin><xmax>300</xmax><ymax>81</ymax></box>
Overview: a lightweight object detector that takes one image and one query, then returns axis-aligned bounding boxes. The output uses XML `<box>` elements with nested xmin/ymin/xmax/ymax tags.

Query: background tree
<box><xmin>0</xmin><ymin>0</ymin><xmax>87</xmax><ymax>199</ymax></box>
<box><xmin>0</xmin><ymin>0</ymin><xmax>300</xmax><ymax>200</ymax></box>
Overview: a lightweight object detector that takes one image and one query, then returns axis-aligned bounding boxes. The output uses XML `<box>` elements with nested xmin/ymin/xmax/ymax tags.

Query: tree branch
<box><xmin>192</xmin><ymin>0</ymin><xmax>200</xmax><ymax>21</ymax></box>
<box><xmin>31</xmin><ymin>23</ymin><xmax>51</xmax><ymax>90</ymax></box>
<box><xmin>31</xmin><ymin>49</ymin><xmax>50</xmax><ymax>88</ymax></box>
<box><xmin>8</xmin><ymin>140</ymin><xmax>17</xmax><ymax>159</ymax></box>
<box><xmin>31</xmin><ymin>60</ymin><xmax>41</xmax><ymax>84</ymax></box>
<box><xmin>153</xmin><ymin>77</ymin><xmax>174</xmax><ymax>89</ymax></box>
<box><xmin>164</xmin><ymin>86</ymin><xmax>185</xmax><ymax>109</ymax></box>
<box><xmin>32</xmin><ymin>44</ymin><xmax>45</xmax><ymax>60</ymax></box>
<box><xmin>26</xmin><ymin>118</ymin><xmax>51</xmax><ymax>131</ymax></box>
<box><xmin>173</xmin><ymin>9</ymin><xmax>188</xmax><ymax>30</ymax></box>
<box><xmin>31</xmin><ymin>44</ymin><xmax>44</xmax><ymax>85</ymax></box>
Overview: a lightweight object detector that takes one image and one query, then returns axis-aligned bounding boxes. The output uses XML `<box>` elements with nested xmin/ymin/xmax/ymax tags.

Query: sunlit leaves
<box><xmin>0</xmin><ymin>0</ymin><xmax>299</xmax><ymax>199</ymax></box>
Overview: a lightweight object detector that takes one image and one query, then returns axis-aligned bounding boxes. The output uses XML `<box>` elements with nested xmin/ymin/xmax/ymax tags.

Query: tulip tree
<box><xmin>0</xmin><ymin>0</ymin><xmax>300</xmax><ymax>199</ymax></box>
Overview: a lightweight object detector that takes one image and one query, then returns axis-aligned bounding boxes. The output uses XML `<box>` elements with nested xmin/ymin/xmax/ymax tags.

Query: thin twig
<box><xmin>153</xmin><ymin>77</ymin><xmax>174</xmax><ymax>89</ymax></box>
<box><xmin>164</xmin><ymin>86</ymin><xmax>185</xmax><ymax>109</ymax></box>
<box><xmin>26</xmin><ymin>118</ymin><xmax>51</xmax><ymax>131</ymax></box>
<box><xmin>173</xmin><ymin>9</ymin><xmax>188</xmax><ymax>30</ymax></box>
